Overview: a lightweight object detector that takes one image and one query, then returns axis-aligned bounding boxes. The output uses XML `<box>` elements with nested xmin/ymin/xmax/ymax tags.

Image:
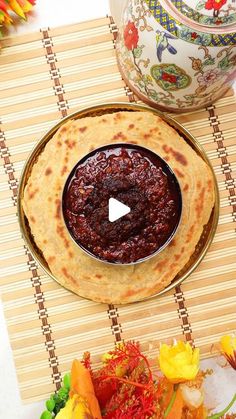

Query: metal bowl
<box><xmin>17</xmin><ymin>102</ymin><xmax>219</xmax><ymax>301</ymax></box>
<box><xmin>62</xmin><ymin>142</ymin><xmax>183</xmax><ymax>265</ymax></box>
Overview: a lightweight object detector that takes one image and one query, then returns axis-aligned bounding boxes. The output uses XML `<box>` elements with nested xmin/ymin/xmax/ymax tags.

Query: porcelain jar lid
<box><xmin>154</xmin><ymin>0</ymin><xmax>236</xmax><ymax>29</ymax></box>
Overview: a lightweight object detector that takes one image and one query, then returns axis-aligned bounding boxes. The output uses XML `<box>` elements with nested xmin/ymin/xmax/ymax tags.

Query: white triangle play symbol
<box><xmin>108</xmin><ymin>198</ymin><xmax>131</xmax><ymax>223</ymax></box>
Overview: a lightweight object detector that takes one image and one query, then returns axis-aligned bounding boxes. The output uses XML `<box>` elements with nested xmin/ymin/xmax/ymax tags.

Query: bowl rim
<box><xmin>17</xmin><ymin>101</ymin><xmax>220</xmax><ymax>302</ymax></box>
<box><xmin>61</xmin><ymin>142</ymin><xmax>183</xmax><ymax>266</ymax></box>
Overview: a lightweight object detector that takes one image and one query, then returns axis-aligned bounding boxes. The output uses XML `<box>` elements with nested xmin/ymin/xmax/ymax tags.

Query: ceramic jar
<box><xmin>112</xmin><ymin>0</ymin><xmax>236</xmax><ymax>112</ymax></box>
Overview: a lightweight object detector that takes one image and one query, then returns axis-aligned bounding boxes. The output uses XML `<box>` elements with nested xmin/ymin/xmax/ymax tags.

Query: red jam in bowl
<box><xmin>63</xmin><ymin>144</ymin><xmax>182</xmax><ymax>264</ymax></box>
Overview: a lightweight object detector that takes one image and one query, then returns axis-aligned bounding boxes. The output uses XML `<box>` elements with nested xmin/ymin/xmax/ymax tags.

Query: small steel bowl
<box><xmin>62</xmin><ymin>143</ymin><xmax>182</xmax><ymax>265</ymax></box>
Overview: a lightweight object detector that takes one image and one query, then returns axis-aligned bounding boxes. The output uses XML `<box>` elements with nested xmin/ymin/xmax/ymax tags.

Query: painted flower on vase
<box><xmin>151</xmin><ymin>63</ymin><xmax>192</xmax><ymax>91</ymax></box>
<box><xmin>197</xmin><ymin>68</ymin><xmax>221</xmax><ymax>86</ymax></box>
<box><xmin>124</xmin><ymin>21</ymin><xmax>139</xmax><ymax>51</ymax></box>
<box><xmin>205</xmin><ymin>0</ymin><xmax>227</xmax><ymax>11</ymax></box>
<box><xmin>178</xmin><ymin>28</ymin><xmax>212</xmax><ymax>46</ymax></box>
<box><xmin>196</xmin><ymin>0</ymin><xmax>229</xmax><ymax>14</ymax></box>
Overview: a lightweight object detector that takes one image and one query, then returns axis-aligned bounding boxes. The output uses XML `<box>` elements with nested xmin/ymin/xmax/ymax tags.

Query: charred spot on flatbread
<box><xmin>28</xmin><ymin>187</ymin><xmax>39</xmax><ymax>200</ymax></box>
<box><xmin>174</xmin><ymin>168</ymin><xmax>184</xmax><ymax>178</ymax></box>
<box><xmin>162</xmin><ymin>145</ymin><xmax>188</xmax><ymax>166</ymax></box>
<box><xmin>45</xmin><ymin>167</ymin><xmax>52</xmax><ymax>176</ymax></box>
<box><xmin>112</xmin><ymin>132</ymin><xmax>127</xmax><ymax>140</ymax></box>
<box><xmin>79</xmin><ymin>126</ymin><xmax>87</xmax><ymax>133</ymax></box>
<box><xmin>61</xmin><ymin>166</ymin><xmax>68</xmax><ymax>176</ymax></box>
<box><xmin>65</xmin><ymin>139</ymin><xmax>76</xmax><ymax>150</ymax></box>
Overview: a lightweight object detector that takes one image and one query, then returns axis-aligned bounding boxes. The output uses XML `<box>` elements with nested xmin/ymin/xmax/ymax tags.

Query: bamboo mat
<box><xmin>0</xmin><ymin>16</ymin><xmax>235</xmax><ymax>404</ymax></box>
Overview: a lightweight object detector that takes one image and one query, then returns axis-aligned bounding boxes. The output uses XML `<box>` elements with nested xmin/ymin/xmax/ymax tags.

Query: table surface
<box><xmin>0</xmin><ymin>1</ymin><xmax>235</xmax><ymax>418</ymax></box>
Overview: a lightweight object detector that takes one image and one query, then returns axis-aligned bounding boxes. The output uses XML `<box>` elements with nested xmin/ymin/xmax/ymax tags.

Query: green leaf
<box><xmin>196</xmin><ymin>0</ymin><xmax>206</xmax><ymax>10</ymax></box>
<box><xmin>53</xmin><ymin>400</ymin><xmax>66</xmax><ymax>415</ymax></box>
<box><xmin>218</xmin><ymin>56</ymin><xmax>231</xmax><ymax>71</ymax></box>
<box><xmin>184</xmin><ymin>95</ymin><xmax>194</xmax><ymax>101</ymax></box>
<box><xmin>149</xmin><ymin>93</ymin><xmax>159</xmax><ymax>101</ymax></box>
<box><xmin>133</xmin><ymin>46</ymin><xmax>143</xmax><ymax>58</ymax></box>
<box><xmin>203</xmin><ymin>57</ymin><xmax>215</xmax><ymax>66</ymax></box>
<box><xmin>46</xmin><ymin>399</ymin><xmax>55</xmax><ymax>412</ymax></box>
<box><xmin>40</xmin><ymin>411</ymin><xmax>53</xmax><ymax>419</ymax></box>
<box><xmin>58</xmin><ymin>386</ymin><xmax>69</xmax><ymax>400</ymax></box>
<box><xmin>63</xmin><ymin>373</ymin><xmax>71</xmax><ymax>390</ymax></box>
<box><xmin>137</xmin><ymin>80</ymin><xmax>144</xmax><ymax>88</ymax></box>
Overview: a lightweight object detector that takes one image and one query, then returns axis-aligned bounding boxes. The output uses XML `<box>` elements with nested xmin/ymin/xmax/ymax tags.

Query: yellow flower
<box><xmin>18</xmin><ymin>0</ymin><xmax>34</xmax><ymax>13</ymax></box>
<box><xmin>8</xmin><ymin>0</ymin><xmax>33</xmax><ymax>19</ymax></box>
<box><xmin>8</xmin><ymin>0</ymin><xmax>25</xmax><ymax>18</ymax></box>
<box><xmin>220</xmin><ymin>335</ymin><xmax>236</xmax><ymax>370</ymax></box>
<box><xmin>159</xmin><ymin>341</ymin><xmax>200</xmax><ymax>383</ymax></box>
<box><xmin>56</xmin><ymin>394</ymin><xmax>93</xmax><ymax>419</ymax></box>
<box><xmin>0</xmin><ymin>11</ymin><xmax>12</xmax><ymax>24</ymax></box>
<box><xmin>101</xmin><ymin>343</ymin><xmax>127</xmax><ymax>377</ymax></box>
<box><xmin>0</xmin><ymin>0</ymin><xmax>12</xmax><ymax>25</ymax></box>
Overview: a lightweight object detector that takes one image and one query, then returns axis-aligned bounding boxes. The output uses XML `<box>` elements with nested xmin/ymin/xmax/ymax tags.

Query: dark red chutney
<box><xmin>63</xmin><ymin>144</ymin><xmax>182</xmax><ymax>264</ymax></box>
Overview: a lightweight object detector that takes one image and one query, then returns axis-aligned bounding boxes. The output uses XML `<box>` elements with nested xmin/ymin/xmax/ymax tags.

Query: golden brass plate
<box><xmin>17</xmin><ymin>102</ymin><xmax>220</xmax><ymax>301</ymax></box>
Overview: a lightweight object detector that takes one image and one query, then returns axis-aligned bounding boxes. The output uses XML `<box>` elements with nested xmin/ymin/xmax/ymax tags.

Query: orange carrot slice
<box><xmin>70</xmin><ymin>359</ymin><xmax>102</xmax><ymax>419</ymax></box>
<box><xmin>195</xmin><ymin>404</ymin><xmax>208</xmax><ymax>419</ymax></box>
<box><xmin>163</xmin><ymin>382</ymin><xmax>174</xmax><ymax>410</ymax></box>
<box><xmin>165</xmin><ymin>387</ymin><xmax>184</xmax><ymax>419</ymax></box>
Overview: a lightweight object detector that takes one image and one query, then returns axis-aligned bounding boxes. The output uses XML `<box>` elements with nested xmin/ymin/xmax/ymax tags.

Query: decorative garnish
<box><xmin>0</xmin><ymin>0</ymin><xmax>36</xmax><ymax>39</ymax></box>
<box><xmin>220</xmin><ymin>335</ymin><xmax>236</xmax><ymax>370</ymax></box>
<box><xmin>69</xmin><ymin>359</ymin><xmax>101</xmax><ymax>418</ymax></box>
<box><xmin>159</xmin><ymin>341</ymin><xmax>200</xmax><ymax>383</ymax></box>
<box><xmin>40</xmin><ymin>373</ymin><xmax>71</xmax><ymax>419</ymax></box>
<box><xmin>93</xmin><ymin>342</ymin><xmax>160</xmax><ymax>417</ymax></box>
<box><xmin>39</xmin><ymin>340</ymin><xmax>236</xmax><ymax>418</ymax></box>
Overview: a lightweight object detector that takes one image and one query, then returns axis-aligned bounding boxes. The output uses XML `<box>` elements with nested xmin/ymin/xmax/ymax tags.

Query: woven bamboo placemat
<box><xmin>0</xmin><ymin>16</ymin><xmax>235</xmax><ymax>404</ymax></box>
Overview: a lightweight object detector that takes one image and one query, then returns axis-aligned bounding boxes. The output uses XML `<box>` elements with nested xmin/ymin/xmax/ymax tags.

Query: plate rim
<box><xmin>17</xmin><ymin>102</ymin><xmax>220</xmax><ymax>303</ymax></box>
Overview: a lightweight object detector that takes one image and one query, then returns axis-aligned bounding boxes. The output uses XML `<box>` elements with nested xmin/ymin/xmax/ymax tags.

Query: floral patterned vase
<box><xmin>112</xmin><ymin>0</ymin><xmax>236</xmax><ymax>111</ymax></box>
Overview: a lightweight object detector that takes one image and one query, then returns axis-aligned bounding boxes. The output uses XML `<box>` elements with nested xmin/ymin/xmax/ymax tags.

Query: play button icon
<box><xmin>108</xmin><ymin>198</ymin><xmax>131</xmax><ymax>223</ymax></box>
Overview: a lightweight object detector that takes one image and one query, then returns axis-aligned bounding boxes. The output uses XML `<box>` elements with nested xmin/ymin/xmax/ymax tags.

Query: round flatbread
<box><xmin>22</xmin><ymin>111</ymin><xmax>215</xmax><ymax>304</ymax></box>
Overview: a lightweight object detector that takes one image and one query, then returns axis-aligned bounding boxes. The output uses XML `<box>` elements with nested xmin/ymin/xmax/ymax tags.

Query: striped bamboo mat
<box><xmin>0</xmin><ymin>16</ymin><xmax>235</xmax><ymax>404</ymax></box>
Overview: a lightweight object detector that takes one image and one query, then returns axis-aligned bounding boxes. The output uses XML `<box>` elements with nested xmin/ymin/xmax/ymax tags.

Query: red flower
<box><xmin>0</xmin><ymin>0</ymin><xmax>8</xmax><ymax>12</ymax></box>
<box><xmin>205</xmin><ymin>0</ymin><xmax>227</xmax><ymax>11</ymax></box>
<box><xmin>124</xmin><ymin>21</ymin><xmax>139</xmax><ymax>50</ymax></box>
<box><xmin>191</xmin><ymin>32</ymin><xmax>198</xmax><ymax>39</ymax></box>
<box><xmin>162</xmin><ymin>72</ymin><xmax>177</xmax><ymax>83</ymax></box>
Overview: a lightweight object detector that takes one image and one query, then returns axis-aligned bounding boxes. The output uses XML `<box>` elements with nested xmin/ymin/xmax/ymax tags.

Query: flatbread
<box><xmin>22</xmin><ymin>111</ymin><xmax>215</xmax><ymax>304</ymax></box>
